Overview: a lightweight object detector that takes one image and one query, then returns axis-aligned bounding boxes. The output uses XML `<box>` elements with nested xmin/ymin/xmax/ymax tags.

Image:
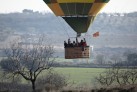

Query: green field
<box><xmin>0</xmin><ymin>62</ymin><xmax>106</xmax><ymax>86</ymax></box>
<box><xmin>53</xmin><ymin>67</ymin><xmax>106</xmax><ymax>85</ymax></box>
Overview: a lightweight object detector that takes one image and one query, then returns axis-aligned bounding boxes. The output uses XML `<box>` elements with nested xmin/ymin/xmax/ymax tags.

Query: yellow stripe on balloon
<box><xmin>57</xmin><ymin>0</ymin><xmax>95</xmax><ymax>3</ymax></box>
<box><xmin>88</xmin><ymin>3</ymin><xmax>107</xmax><ymax>16</ymax></box>
<box><xmin>48</xmin><ymin>3</ymin><xmax>64</xmax><ymax>16</ymax></box>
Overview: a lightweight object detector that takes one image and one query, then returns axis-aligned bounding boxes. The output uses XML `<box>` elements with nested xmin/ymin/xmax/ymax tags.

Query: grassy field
<box><xmin>53</xmin><ymin>67</ymin><xmax>106</xmax><ymax>85</ymax></box>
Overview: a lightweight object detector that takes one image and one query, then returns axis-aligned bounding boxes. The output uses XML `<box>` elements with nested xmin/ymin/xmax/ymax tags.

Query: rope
<box><xmin>57</xmin><ymin>17</ymin><xmax>70</xmax><ymax>38</ymax></box>
<box><xmin>84</xmin><ymin>16</ymin><xmax>90</xmax><ymax>38</ymax></box>
<box><xmin>44</xmin><ymin>13</ymin><xmax>69</xmax><ymax>39</ymax></box>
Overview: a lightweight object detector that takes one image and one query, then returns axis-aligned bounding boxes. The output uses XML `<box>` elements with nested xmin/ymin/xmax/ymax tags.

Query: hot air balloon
<box><xmin>43</xmin><ymin>0</ymin><xmax>109</xmax><ymax>59</ymax></box>
<box><xmin>43</xmin><ymin>0</ymin><xmax>109</xmax><ymax>36</ymax></box>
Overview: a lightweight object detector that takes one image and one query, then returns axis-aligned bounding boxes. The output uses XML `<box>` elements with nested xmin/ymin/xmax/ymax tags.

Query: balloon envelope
<box><xmin>43</xmin><ymin>0</ymin><xmax>109</xmax><ymax>33</ymax></box>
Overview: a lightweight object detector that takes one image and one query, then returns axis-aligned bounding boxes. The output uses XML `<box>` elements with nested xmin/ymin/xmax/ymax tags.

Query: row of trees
<box><xmin>95</xmin><ymin>52</ymin><xmax>137</xmax><ymax>67</ymax></box>
<box><xmin>1</xmin><ymin>11</ymin><xmax>137</xmax><ymax>36</ymax></box>
<box><xmin>96</xmin><ymin>66</ymin><xmax>137</xmax><ymax>86</ymax></box>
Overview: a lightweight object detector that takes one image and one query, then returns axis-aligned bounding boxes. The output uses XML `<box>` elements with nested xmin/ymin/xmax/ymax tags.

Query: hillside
<box><xmin>0</xmin><ymin>10</ymin><xmax>137</xmax><ymax>55</ymax></box>
<box><xmin>0</xmin><ymin>10</ymin><xmax>137</xmax><ymax>49</ymax></box>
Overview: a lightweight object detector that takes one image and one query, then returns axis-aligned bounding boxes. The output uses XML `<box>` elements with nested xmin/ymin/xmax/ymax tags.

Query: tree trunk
<box><xmin>31</xmin><ymin>80</ymin><xmax>36</xmax><ymax>92</ymax></box>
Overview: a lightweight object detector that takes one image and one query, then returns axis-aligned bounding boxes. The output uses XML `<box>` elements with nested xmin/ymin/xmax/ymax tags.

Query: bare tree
<box><xmin>95</xmin><ymin>69</ymin><xmax>115</xmax><ymax>86</ymax></box>
<box><xmin>95</xmin><ymin>66</ymin><xmax>137</xmax><ymax>87</ymax></box>
<box><xmin>112</xmin><ymin>68</ymin><xmax>127</xmax><ymax>85</ymax></box>
<box><xmin>126</xmin><ymin>68</ymin><xmax>137</xmax><ymax>84</ymax></box>
<box><xmin>0</xmin><ymin>38</ymin><xmax>55</xmax><ymax>92</ymax></box>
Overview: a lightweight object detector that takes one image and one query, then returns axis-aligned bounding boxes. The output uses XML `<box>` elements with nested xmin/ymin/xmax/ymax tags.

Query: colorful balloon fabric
<box><xmin>43</xmin><ymin>0</ymin><xmax>109</xmax><ymax>33</ymax></box>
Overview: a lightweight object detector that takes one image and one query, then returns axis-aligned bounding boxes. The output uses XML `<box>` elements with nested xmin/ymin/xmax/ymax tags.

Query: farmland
<box><xmin>0</xmin><ymin>67</ymin><xmax>106</xmax><ymax>87</ymax></box>
<box><xmin>53</xmin><ymin>67</ymin><xmax>106</xmax><ymax>85</ymax></box>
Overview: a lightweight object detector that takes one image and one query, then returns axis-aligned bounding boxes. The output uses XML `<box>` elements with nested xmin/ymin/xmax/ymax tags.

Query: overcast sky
<box><xmin>0</xmin><ymin>0</ymin><xmax>137</xmax><ymax>13</ymax></box>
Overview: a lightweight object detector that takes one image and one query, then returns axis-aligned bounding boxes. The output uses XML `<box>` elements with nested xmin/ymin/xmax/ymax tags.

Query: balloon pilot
<box><xmin>64</xmin><ymin>37</ymin><xmax>87</xmax><ymax>50</ymax></box>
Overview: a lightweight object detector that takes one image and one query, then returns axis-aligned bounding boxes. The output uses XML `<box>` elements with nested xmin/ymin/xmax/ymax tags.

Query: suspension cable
<box><xmin>44</xmin><ymin>10</ymin><xmax>67</xmax><ymax>38</ymax></box>
<box><xmin>57</xmin><ymin>17</ymin><xmax>70</xmax><ymax>38</ymax></box>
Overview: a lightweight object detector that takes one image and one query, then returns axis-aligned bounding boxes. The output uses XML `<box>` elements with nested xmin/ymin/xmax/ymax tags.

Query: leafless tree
<box><xmin>0</xmin><ymin>38</ymin><xmax>55</xmax><ymax>92</ymax></box>
<box><xmin>95</xmin><ymin>69</ymin><xmax>115</xmax><ymax>86</ymax></box>
<box><xmin>112</xmin><ymin>67</ymin><xmax>127</xmax><ymax>85</ymax></box>
<box><xmin>126</xmin><ymin>68</ymin><xmax>137</xmax><ymax>84</ymax></box>
<box><xmin>96</xmin><ymin>67</ymin><xmax>137</xmax><ymax>87</ymax></box>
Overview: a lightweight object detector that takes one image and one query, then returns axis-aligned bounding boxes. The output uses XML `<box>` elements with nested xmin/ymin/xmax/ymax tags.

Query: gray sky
<box><xmin>0</xmin><ymin>0</ymin><xmax>137</xmax><ymax>13</ymax></box>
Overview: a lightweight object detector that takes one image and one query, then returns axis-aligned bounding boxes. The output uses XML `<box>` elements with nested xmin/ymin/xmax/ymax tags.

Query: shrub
<box><xmin>36</xmin><ymin>70</ymin><xmax>68</xmax><ymax>91</ymax></box>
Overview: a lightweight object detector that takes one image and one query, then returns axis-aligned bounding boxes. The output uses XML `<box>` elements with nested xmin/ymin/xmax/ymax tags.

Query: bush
<box><xmin>0</xmin><ymin>82</ymin><xmax>31</xmax><ymax>92</ymax></box>
<box><xmin>36</xmin><ymin>70</ymin><xmax>68</xmax><ymax>91</ymax></box>
<box><xmin>95</xmin><ymin>68</ymin><xmax>137</xmax><ymax>86</ymax></box>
